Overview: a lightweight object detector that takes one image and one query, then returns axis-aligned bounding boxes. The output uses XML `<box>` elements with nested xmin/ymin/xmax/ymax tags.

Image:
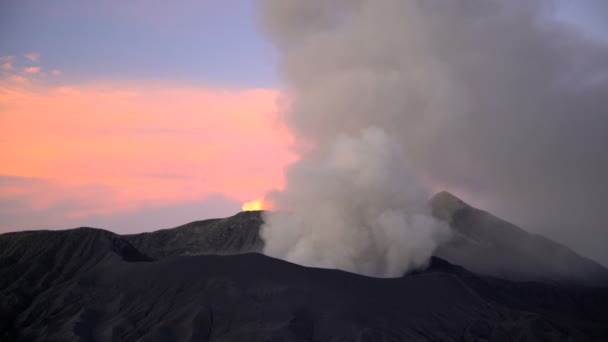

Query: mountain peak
<box><xmin>430</xmin><ymin>191</ymin><xmax>470</xmax><ymax>222</ymax></box>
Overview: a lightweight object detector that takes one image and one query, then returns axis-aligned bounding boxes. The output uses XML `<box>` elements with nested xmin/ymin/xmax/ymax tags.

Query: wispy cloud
<box><xmin>23</xmin><ymin>66</ymin><xmax>41</xmax><ymax>74</ymax></box>
<box><xmin>0</xmin><ymin>56</ymin><xmax>16</xmax><ymax>71</ymax></box>
<box><xmin>0</xmin><ymin>177</ymin><xmax>240</xmax><ymax>233</ymax></box>
<box><xmin>24</xmin><ymin>52</ymin><xmax>40</xmax><ymax>62</ymax></box>
<box><xmin>51</xmin><ymin>69</ymin><xmax>61</xmax><ymax>76</ymax></box>
<box><xmin>0</xmin><ymin>56</ymin><xmax>16</xmax><ymax>63</ymax></box>
<box><xmin>9</xmin><ymin>75</ymin><xmax>28</xmax><ymax>83</ymax></box>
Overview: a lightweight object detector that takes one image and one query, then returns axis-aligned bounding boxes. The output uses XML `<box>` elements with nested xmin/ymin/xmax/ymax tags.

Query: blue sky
<box><xmin>1</xmin><ymin>0</ymin><xmax>606</xmax><ymax>87</ymax></box>
<box><xmin>0</xmin><ymin>0</ymin><xmax>277</xmax><ymax>87</ymax></box>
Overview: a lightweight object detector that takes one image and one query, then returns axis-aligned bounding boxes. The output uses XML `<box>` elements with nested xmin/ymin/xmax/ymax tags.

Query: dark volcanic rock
<box><xmin>1</xmin><ymin>228</ymin><xmax>608</xmax><ymax>341</ymax></box>
<box><xmin>124</xmin><ymin>194</ymin><xmax>608</xmax><ymax>286</ymax></box>
<box><xmin>431</xmin><ymin>191</ymin><xmax>608</xmax><ymax>286</ymax></box>
<box><xmin>124</xmin><ymin>211</ymin><xmax>264</xmax><ymax>258</ymax></box>
<box><xmin>4</xmin><ymin>194</ymin><xmax>608</xmax><ymax>340</ymax></box>
<box><xmin>0</xmin><ymin>228</ymin><xmax>152</xmax><ymax>341</ymax></box>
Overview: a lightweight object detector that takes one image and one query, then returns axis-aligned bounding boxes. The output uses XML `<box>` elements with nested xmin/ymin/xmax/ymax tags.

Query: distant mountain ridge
<box><xmin>123</xmin><ymin>192</ymin><xmax>608</xmax><ymax>286</ymax></box>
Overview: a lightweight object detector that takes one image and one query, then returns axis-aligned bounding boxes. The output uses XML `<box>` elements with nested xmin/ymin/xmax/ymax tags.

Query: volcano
<box><xmin>2</xmin><ymin>192</ymin><xmax>607</xmax><ymax>341</ymax></box>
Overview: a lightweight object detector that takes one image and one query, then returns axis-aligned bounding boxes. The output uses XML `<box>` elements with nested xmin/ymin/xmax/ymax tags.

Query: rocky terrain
<box><xmin>2</xmin><ymin>192</ymin><xmax>608</xmax><ymax>341</ymax></box>
<box><xmin>124</xmin><ymin>211</ymin><xmax>263</xmax><ymax>259</ymax></box>
<box><xmin>125</xmin><ymin>192</ymin><xmax>608</xmax><ymax>285</ymax></box>
<box><xmin>431</xmin><ymin>192</ymin><xmax>608</xmax><ymax>286</ymax></box>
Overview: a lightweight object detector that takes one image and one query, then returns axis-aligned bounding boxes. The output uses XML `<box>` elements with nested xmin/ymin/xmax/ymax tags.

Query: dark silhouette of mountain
<box><xmin>124</xmin><ymin>211</ymin><xmax>263</xmax><ymax>258</ymax></box>
<box><xmin>2</xmin><ymin>226</ymin><xmax>608</xmax><ymax>341</ymax></box>
<box><xmin>0</xmin><ymin>228</ymin><xmax>154</xmax><ymax>340</ymax></box>
<box><xmin>125</xmin><ymin>192</ymin><xmax>608</xmax><ymax>286</ymax></box>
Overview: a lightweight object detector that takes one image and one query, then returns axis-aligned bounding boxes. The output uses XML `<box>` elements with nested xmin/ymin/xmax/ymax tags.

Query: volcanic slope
<box><xmin>431</xmin><ymin>191</ymin><xmax>608</xmax><ymax>285</ymax></box>
<box><xmin>125</xmin><ymin>192</ymin><xmax>608</xmax><ymax>286</ymax></box>
<box><xmin>1</xmin><ymin>227</ymin><xmax>608</xmax><ymax>341</ymax></box>
<box><xmin>124</xmin><ymin>211</ymin><xmax>263</xmax><ymax>259</ymax></box>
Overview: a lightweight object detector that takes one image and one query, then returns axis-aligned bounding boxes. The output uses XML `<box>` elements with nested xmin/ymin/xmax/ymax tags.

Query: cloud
<box><xmin>24</xmin><ymin>52</ymin><xmax>40</xmax><ymax>62</ymax></box>
<box><xmin>51</xmin><ymin>69</ymin><xmax>61</xmax><ymax>76</ymax></box>
<box><xmin>9</xmin><ymin>75</ymin><xmax>27</xmax><ymax>84</ymax></box>
<box><xmin>1</xmin><ymin>56</ymin><xmax>16</xmax><ymax>71</ymax></box>
<box><xmin>23</xmin><ymin>66</ymin><xmax>41</xmax><ymax>74</ymax></box>
<box><xmin>0</xmin><ymin>175</ymin><xmax>116</xmax><ymax>220</ymax></box>
<box><xmin>0</xmin><ymin>175</ymin><xmax>240</xmax><ymax>234</ymax></box>
<box><xmin>73</xmin><ymin>193</ymin><xmax>241</xmax><ymax>234</ymax></box>
<box><xmin>0</xmin><ymin>56</ymin><xmax>16</xmax><ymax>63</ymax></box>
<box><xmin>0</xmin><ymin>80</ymin><xmax>294</xmax><ymax>233</ymax></box>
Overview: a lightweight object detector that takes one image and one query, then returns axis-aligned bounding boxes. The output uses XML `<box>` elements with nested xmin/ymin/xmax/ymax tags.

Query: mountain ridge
<box><xmin>3</xmin><ymin>191</ymin><xmax>608</xmax><ymax>340</ymax></box>
<box><xmin>121</xmin><ymin>192</ymin><xmax>608</xmax><ymax>286</ymax></box>
<box><xmin>430</xmin><ymin>192</ymin><xmax>608</xmax><ymax>286</ymax></box>
<box><xmin>1</xmin><ymin>227</ymin><xmax>608</xmax><ymax>341</ymax></box>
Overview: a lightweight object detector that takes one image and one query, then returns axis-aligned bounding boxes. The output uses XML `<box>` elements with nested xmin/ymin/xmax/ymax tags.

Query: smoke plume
<box><xmin>258</xmin><ymin>0</ymin><xmax>608</xmax><ymax>270</ymax></box>
<box><xmin>261</xmin><ymin>127</ymin><xmax>449</xmax><ymax>276</ymax></box>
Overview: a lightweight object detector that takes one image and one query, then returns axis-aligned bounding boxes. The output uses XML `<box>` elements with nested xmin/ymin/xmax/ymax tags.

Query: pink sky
<box><xmin>0</xmin><ymin>76</ymin><xmax>295</xmax><ymax>233</ymax></box>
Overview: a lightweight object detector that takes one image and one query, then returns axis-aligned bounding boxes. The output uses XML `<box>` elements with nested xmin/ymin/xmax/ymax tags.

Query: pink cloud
<box><xmin>0</xmin><ymin>56</ymin><xmax>16</xmax><ymax>63</ymax></box>
<box><xmin>24</xmin><ymin>52</ymin><xmax>40</xmax><ymax>62</ymax></box>
<box><xmin>23</xmin><ymin>66</ymin><xmax>41</xmax><ymax>74</ymax></box>
<box><xmin>9</xmin><ymin>75</ymin><xmax>28</xmax><ymax>84</ymax></box>
<box><xmin>0</xmin><ymin>79</ymin><xmax>295</xmax><ymax>230</ymax></box>
<box><xmin>1</xmin><ymin>63</ymin><xmax>13</xmax><ymax>71</ymax></box>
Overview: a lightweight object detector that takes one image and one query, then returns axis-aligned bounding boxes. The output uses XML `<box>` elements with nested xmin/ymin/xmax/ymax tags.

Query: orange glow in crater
<box><xmin>242</xmin><ymin>197</ymin><xmax>273</xmax><ymax>211</ymax></box>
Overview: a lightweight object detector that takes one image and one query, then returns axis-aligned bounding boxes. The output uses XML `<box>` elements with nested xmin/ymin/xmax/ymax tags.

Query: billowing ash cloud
<box><xmin>261</xmin><ymin>127</ymin><xmax>449</xmax><ymax>277</ymax></box>
<box><xmin>258</xmin><ymin>0</ymin><xmax>608</xmax><ymax>269</ymax></box>
<box><xmin>258</xmin><ymin>0</ymin><xmax>453</xmax><ymax>277</ymax></box>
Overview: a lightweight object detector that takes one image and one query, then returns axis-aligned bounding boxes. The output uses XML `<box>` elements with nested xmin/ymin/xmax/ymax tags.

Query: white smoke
<box><xmin>257</xmin><ymin>0</ymin><xmax>608</xmax><ymax>270</ymax></box>
<box><xmin>262</xmin><ymin>127</ymin><xmax>449</xmax><ymax>277</ymax></box>
<box><xmin>258</xmin><ymin>0</ymin><xmax>451</xmax><ymax>277</ymax></box>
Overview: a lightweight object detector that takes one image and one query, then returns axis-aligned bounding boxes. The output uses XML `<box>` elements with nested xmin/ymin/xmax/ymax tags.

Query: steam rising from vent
<box><xmin>257</xmin><ymin>0</ymin><xmax>453</xmax><ymax>277</ymax></box>
<box><xmin>261</xmin><ymin>127</ymin><xmax>449</xmax><ymax>277</ymax></box>
<box><xmin>257</xmin><ymin>0</ymin><xmax>608</xmax><ymax>270</ymax></box>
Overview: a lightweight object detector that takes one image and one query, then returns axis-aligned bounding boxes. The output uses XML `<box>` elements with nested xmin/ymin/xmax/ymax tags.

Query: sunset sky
<box><xmin>1</xmin><ymin>0</ymin><xmax>606</xmax><ymax>234</ymax></box>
